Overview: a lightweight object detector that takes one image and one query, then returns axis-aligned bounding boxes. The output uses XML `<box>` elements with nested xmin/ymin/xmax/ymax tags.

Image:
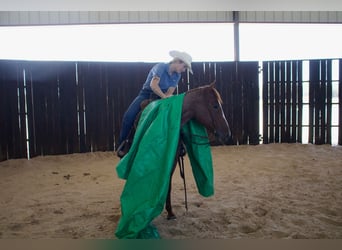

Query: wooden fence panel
<box><xmin>1</xmin><ymin>60</ymin><xmax>259</xmax><ymax>161</ymax></box>
<box><xmin>26</xmin><ymin>62</ymin><xmax>78</xmax><ymax>156</ymax></box>
<box><xmin>78</xmin><ymin>62</ymin><xmax>106</xmax><ymax>152</ymax></box>
<box><xmin>78</xmin><ymin>62</ymin><xmax>155</xmax><ymax>151</ymax></box>
<box><xmin>2</xmin><ymin>58</ymin><xmax>340</xmax><ymax>161</ymax></box>
<box><xmin>0</xmin><ymin>61</ymin><xmax>27</xmax><ymax>160</ymax></box>
<box><xmin>236</xmin><ymin>62</ymin><xmax>260</xmax><ymax>145</ymax></box>
<box><xmin>263</xmin><ymin>60</ymin><xmax>303</xmax><ymax>144</ymax></box>
<box><xmin>58</xmin><ymin>63</ymin><xmax>79</xmax><ymax>154</ymax></box>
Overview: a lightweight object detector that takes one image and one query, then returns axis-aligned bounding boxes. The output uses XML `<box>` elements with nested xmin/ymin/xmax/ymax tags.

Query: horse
<box><xmin>117</xmin><ymin>81</ymin><xmax>231</xmax><ymax>220</ymax></box>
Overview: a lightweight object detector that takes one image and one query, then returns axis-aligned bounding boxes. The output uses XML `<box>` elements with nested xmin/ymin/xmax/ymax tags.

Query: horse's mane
<box><xmin>186</xmin><ymin>85</ymin><xmax>223</xmax><ymax>104</ymax></box>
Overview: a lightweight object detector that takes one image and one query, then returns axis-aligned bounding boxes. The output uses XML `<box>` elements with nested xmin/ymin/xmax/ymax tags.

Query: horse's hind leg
<box><xmin>165</xmin><ymin>141</ymin><xmax>183</xmax><ymax>220</ymax></box>
<box><xmin>165</xmin><ymin>174</ymin><xmax>176</xmax><ymax>220</ymax></box>
<box><xmin>165</xmin><ymin>159</ymin><xmax>178</xmax><ymax>220</ymax></box>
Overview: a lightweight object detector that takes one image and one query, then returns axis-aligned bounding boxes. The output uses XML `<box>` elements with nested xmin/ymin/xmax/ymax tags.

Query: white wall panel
<box><xmin>0</xmin><ymin>11</ymin><xmax>341</xmax><ymax>26</ymax></box>
<box><xmin>239</xmin><ymin>11</ymin><xmax>342</xmax><ymax>23</ymax></box>
<box><xmin>0</xmin><ymin>11</ymin><xmax>234</xmax><ymax>25</ymax></box>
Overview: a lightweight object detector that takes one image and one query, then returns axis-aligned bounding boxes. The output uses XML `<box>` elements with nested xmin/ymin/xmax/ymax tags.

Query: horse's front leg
<box><xmin>165</xmin><ymin>153</ymin><xmax>178</xmax><ymax>220</ymax></box>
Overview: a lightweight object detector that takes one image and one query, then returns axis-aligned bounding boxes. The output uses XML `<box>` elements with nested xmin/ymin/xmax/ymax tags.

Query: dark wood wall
<box><xmin>262</xmin><ymin>59</ymin><xmax>341</xmax><ymax>145</ymax></box>
<box><xmin>0</xmin><ymin>60</ymin><xmax>259</xmax><ymax>161</ymax></box>
<box><xmin>1</xmin><ymin>59</ymin><xmax>341</xmax><ymax>161</ymax></box>
<box><xmin>262</xmin><ymin>60</ymin><xmax>303</xmax><ymax>143</ymax></box>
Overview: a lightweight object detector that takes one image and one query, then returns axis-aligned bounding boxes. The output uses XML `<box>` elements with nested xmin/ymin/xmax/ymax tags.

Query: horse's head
<box><xmin>182</xmin><ymin>81</ymin><xmax>231</xmax><ymax>144</ymax></box>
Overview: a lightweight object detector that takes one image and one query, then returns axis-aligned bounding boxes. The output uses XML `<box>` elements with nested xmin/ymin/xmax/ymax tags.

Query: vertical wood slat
<box><xmin>269</xmin><ymin>62</ymin><xmax>275</xmax><ymax>143</ymax></box>
<box><xmin>0</xmin><ymin>63</ymin><xmax>5</xmax><ymax>161</ymax></box>
<box><xmin>106</xmin><ymin>63</ymin><xmax>118</xmax><ymax>150</ymax></box>
<box><xmin>17</xmin><ymin>66</ymin><xmax>27</xmax><ymax>158</ymax></box>
<box><xmin>309</xmin><ymin>60</ymin><xmax>317</xmax><ymax>144</ymax></box>
<box><xmin>309</xmin><ymin>59</ymin><xmax>333</xmax><ymax>144</ymax></box>
<box><xmin>326</xmin><ymin>60</ymin><xmax>332</xmax><ymax>144</ymax></box>
<box><xmin>321</xmin><ymin>60</ymin><xmax>327</xmax><ymax>143</ymax></box>
<box><xmin>274</xmin><ymin>61</ymin><xmax>280</xmax><ymax>143</ymax></box>
<box><xmin>291</xmin><ymin>61</ymin><xmax>298</xmax><ymax>142</ymax></box>
<box><xmin>280</xmin><ymin>61</ymin><xmax>286</xmax><ymax>142</ymax></box>
<box><xmin>26</xmin><ymin>69</ymin><xmax>37</xmax><ymax>157</ymax></box>
<box><xmin>262</xmin><ymin>61</ymin><xmax>269</xmax><ymax>144</ymax></box>
<box><xmin>110</xmin><ymin>63</ymin><xmax>128</xmax><ymax>149</ymax></box>
<box><xmin>103</xmin><ymin>64</ymin><xmax>114</xmax><ymax>151</ymax></box>
<box><xmin>15</xmin><ymin>64</ymin><xmax>27</xmax><ymax>158</ymax></box>
<box><xmin>297</xmin><ymin>61</ymin><xmax>303</xmax><ymax>143</ymax></box>
<box><xmin>241</xmin><ymin>62</ymin><xmax>259</xmax><ymax>145</ymax></box>
<box><xmin>285</xmin><ymin>61</ymin><xmax>292</xmax><ymax>142</ymax></box>
<box><xmin>314</xmin><ymin>61</ymin><xmax>320</xmax><ymax>143</ymax></box>
<box><xmin>76</xmin><ymin>63</ymin><xmax>87</xmax><ymax>153</ymax></box>
<box><xmin>231</xmin><ymin>63</ymin><xmax>243</xmax><ymax>144</ymax></box>
<box><xmin>339</xmin><ymin>59</ymin><xmax>342</xmax><ymax>145</ymax></box>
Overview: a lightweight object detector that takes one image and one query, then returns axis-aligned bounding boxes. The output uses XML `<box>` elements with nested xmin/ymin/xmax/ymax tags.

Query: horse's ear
<box><xmin>209</xmin><ymin>80</ymin><xmax>216</xmax><ymax>88</ymax></box>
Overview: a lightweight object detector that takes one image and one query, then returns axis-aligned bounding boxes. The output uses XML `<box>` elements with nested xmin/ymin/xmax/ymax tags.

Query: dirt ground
<box><xmin>0</xmin><ymin>143</ymin><xmax>341</xmax><ymax>239</ymax></box>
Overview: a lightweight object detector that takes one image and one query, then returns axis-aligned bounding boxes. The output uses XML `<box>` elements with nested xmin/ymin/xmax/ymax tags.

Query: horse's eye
<box><xmin>213</xmin><ymin>104</ymin><xmax>219</xmax><ymax>110</ymax></box>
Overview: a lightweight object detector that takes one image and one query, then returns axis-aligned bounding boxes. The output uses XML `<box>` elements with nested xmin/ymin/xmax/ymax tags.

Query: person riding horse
<box><xmin>117</xmin><ymin>50</ymin><xmax>193</xmax><ymax>157</ymax></box>
<box><xmin>115</xmin><ymin>83</ymin><xmax>231</xmax><ymax>238</ymax></box>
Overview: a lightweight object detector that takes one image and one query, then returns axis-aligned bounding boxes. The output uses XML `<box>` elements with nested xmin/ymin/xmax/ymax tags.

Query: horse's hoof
<box><xmin>167</xmin><ymin>215</ymin><xmax>177</xmax><ymax>220</ymax></box>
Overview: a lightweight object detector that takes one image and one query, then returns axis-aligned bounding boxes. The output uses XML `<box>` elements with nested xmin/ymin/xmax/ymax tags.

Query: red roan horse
<box><xmin>117</xmin><ymin>81</ymin><xmax>231</xmax><ymax>220</ymax></box>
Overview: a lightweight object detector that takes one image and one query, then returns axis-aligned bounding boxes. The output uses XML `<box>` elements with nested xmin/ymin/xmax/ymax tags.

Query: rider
<box><xmin>117</xmin><ymin>50</ymin><xmax>193</xmax><ymax>156</ymax></box>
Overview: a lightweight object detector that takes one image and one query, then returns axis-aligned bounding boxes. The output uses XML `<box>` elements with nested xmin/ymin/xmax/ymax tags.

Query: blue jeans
<box><xmin>118</xmin><ymin>89</ymin><xmax>160</xmax><ymax>147</ymax></box>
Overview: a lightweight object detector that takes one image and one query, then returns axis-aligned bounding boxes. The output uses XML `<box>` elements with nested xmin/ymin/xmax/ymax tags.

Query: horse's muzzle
<box><xmin>214</xmin><ymin>131</ymin><xmax>232</xmax><ymax>145</ymax></box>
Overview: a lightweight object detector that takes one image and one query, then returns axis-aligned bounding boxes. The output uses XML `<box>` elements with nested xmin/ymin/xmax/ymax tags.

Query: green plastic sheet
<box><xmin>115</xmin><ymin>94</ymin><xmax>213</xmax><ymax>239</ymax></box>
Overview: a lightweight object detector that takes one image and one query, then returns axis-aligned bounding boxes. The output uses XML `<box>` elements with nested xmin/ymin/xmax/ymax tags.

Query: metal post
<box><xmin>233</xmin><ymin>11</ymin><xmax>240</xmax><ymax>62</ymax></box>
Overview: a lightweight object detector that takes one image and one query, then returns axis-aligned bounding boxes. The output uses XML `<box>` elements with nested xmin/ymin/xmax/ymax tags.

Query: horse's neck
<box><xmin>181</xmin><ymin>91</ymin><xmax>199</xmax><ymax>126</ymax></box>
<box><xmin>180</xmin><ymin>109</ymin><xmax>192</xmax><ymax>127</ymax></box>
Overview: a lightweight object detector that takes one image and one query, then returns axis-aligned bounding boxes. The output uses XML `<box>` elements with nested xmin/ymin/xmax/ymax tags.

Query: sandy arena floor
<box><xmin>0</xmin><ymin>143</ymin><xmax>341</xmax><ymax>239</ymax></box>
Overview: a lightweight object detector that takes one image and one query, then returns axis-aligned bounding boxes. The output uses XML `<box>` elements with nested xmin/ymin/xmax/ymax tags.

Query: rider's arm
<box><xmin>150</xmin><ymin>76</ymin><xmax>167</xmax><ymax>99</ymax></box>
<box><xmin>164</xmin><ymin>87</ymin><xmax>176</xmax><ymax>98</ymax></box>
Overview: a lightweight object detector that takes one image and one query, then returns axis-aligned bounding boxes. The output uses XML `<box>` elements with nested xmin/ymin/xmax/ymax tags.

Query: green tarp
<box><xmin>115</xmin><ymin>94</ymin><xmax>213</xmax><ymax>239</ymax></box>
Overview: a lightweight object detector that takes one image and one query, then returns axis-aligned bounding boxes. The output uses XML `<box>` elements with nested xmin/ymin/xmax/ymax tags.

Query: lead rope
<box><xmin>178</xmin><ymin>153</ymin><xmax>188</xmax><ymax>212</ymax></box>
<box><xmin>177</xmin><ymin>128</ymin><xmax>213</xmax><ymax>212</ymax></box>
<box><xmin>177</xmin><ymin>131</ymin><xmax>209</xmax><ymax>212</ymax></box>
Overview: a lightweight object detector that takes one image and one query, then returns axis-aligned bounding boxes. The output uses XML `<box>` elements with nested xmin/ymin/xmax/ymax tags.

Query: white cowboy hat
<box><xmin>169</xmin><ymin>50</ymin><xmax>193</xmax><ymax>74</ymax></box>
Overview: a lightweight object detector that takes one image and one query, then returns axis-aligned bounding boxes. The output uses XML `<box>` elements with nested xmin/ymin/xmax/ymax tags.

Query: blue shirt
<box><xmin>142</xmin><ymin>63</ymin><xmax>181</xmax><ymax>92</ymax></box>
